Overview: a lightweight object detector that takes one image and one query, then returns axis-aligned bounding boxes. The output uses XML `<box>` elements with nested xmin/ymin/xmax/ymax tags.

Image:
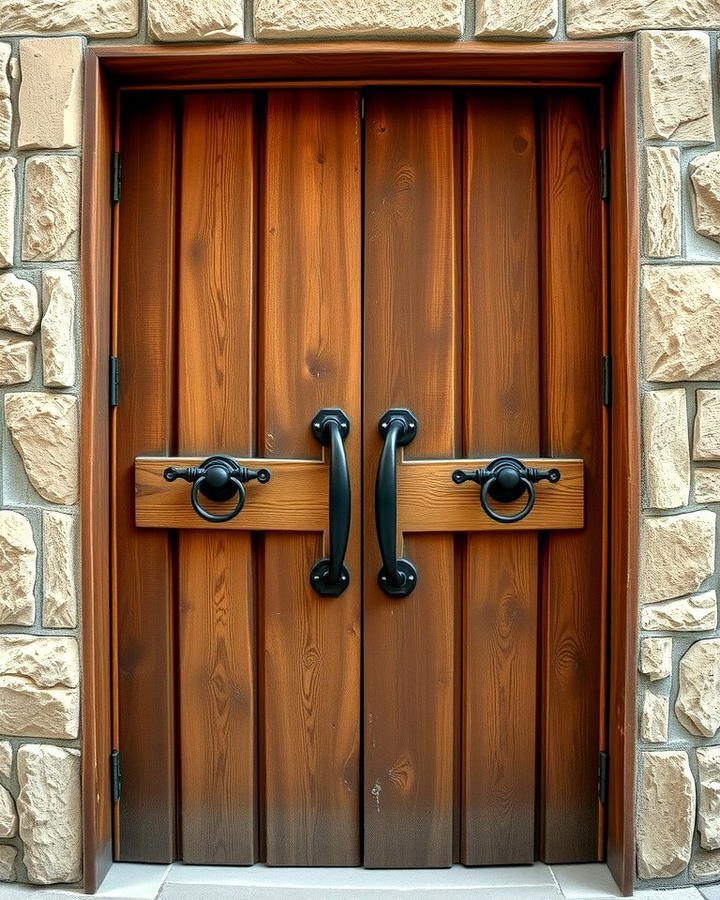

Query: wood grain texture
<box><xmin>176</xmin><ymin>92</ymin><xmax>258</xmax><ymax>864</ymax></box>
<box><xmin>538</xmin><ymin>91</ymin><xmax>607</xmax><ymax>864</ymax></box>
<box><xmin>114</xmin><ymin>93</ymin><xmax>178</xmax><ymax>863</ymax></box>
<box><xmin>398</xmin><ymin>459</ymin><xmax>583</xmax><ymax>532</ymax></box>
<box><xmin>259</xmin><ymin>90</ymin><xmax>362</xmax><ymax>866</ymax></box>
<box><xmin>460</xmin><ymin>92</ymin><xmax>540</xmax><ymax>865</ymax></box>
<box><xmin>362</xmin><ymin>89</ymin><xmax>457</xmax><ymax>868</ymax></box>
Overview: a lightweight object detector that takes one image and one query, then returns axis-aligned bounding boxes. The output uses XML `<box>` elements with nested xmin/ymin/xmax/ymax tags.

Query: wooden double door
<box><xmin>115</xmin><ymin>86</ymin><xmax>607</xmax><ymax>868</ymax></box>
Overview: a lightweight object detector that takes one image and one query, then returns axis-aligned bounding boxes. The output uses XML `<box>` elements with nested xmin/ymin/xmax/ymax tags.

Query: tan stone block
<box><xmin>18</xmin><ymin>38</ymin><xmax>83</xmax><ymax>150</ymax></box>
<box><xmin>645</xmin><ymin>147</ymin><xmax>681</xmax><ymax>258</ymax></box>
<box><xmin>676</xmin><ymin>639</ymin><xmax>720</xmax><ymax>736</ymax></box>
<box><xmin>640</xmin><ymin>31</ymin><xmax>714</xmax><ymax>143</ymax></box>
<box><xmin>695</xmin><ymin>390</ymin><xmax>720</xmax><ymax>460</ymax></box>
<box><xmin>690</xmin><ymin>151</ymin><xmax>720</xmax><ymax>242</ymax></box>
<box><xmin>0</xmin><ymin>784</ymin><xmax>16</xmax><ymax>838</ymax></box>
<box><xmin>0</xmin><ymin>741</ymin><xmax>11</xmax><ymax>779</ymax></box>
<box><xmin>0</xmin><ymin>0</ymin><xmax>137</xmax><ymax>37</ymax></box>
<box><xmin>0</xmin><ymin>677</ymin><xmax>78</xmax><ymax>738</ymax></box>
<box><xmin>0</xmin><ymin>636</ymin><xmax>78</xmax><ymax>688</ymax></box>
<box><xmin>0</xmin><ymin>511</ymin><xmax>36</xmax><ymax>627</ymax></box>
<box><xmin>22</xmin><ymin>156</ymin><xmax>80</xmax><ymax>262</ymax></box>
<box><xmin>641</xmin><ymin>590</ymin><xmax>717</xmax><ymax>632</ymax></box>
<box><xmin>0</xmin><ymin>44</ymin><xmax>12</xmax><ymax>151</ymax></box>
<box><xmin>0</xmin><ymin>273</ymin><xmax>39</xmax><ymax>335</ymax></box>
<box><xmin>697</xmin><ymin>747</ymin><xmax>720</xmax><ymax>851</ymax></box>
<box><xmin>643</xmin><ymin>266</ymin><xmax>720</xmax><ymax>382</ymax></box>
<box><xmin>567</xmin><ymin>0</ymin><xmax>720</xmax><ymax>38</ymax></box>
<box><xmin>643</xmin><ymin>388</ymin><xmax>689</xmax><ymax>508</ymax></box>
<box><xmin>641</xmin><ymin>691</ymin><xmax>669</xmax><ymax>742</ymax></box>
<box><xmin>637</xmin><ymin>750</ymin><xmax>695</xmax><ymax>878</ymax></box>
<box><xmin>640</xmin><ymin>511</ymin><xmax>716</xmax><ymax>603</ymax></box>
<box><xmin>0</xmin><ymin>338</ymin><xmax>35</xmax><ymax>385</ymax></box>
<box><xmin>0</xmin><ymin>844</ymin><xmax>16</xmax><ymax>881</ymax></box>
<box><xmin>149</xmin><ymin>0</ymin><xmax>243</xmax><ymax>41</ymax></box>
<box><xmin>696</xmin><ymin>469</ymin><xmax>720</xmax><ymax>503</ymax></box>
<box><xmin>640</xmin><ymin>637</ymin><xmax>672</xmax><ymax>681</ymax></box>
<box><xmin>693</xmin><ymin>848</ymin><xmax>720</xmax><ymax>879</ymax></box>
<box><xmin>255</xmin><ymin>0</ymin><xmax>463</xmax><ymax>39</ymax></box>
<box><xmin>4</xmin><ymin>392</ymin><xmax>79</xmax><ymax>505</ymax></box>
<box><xmin>41</xmin><ymin>270</ymin><xmax>75</xmax><ymax>387</ymax></box>
<box><xmin>0</xmin><ymin>158</ymin><xmax>16</xmax><ymax>268</ymax></box>
<box><xmin>42</xmin><ymin>511</ymin><xmax>76</xmax><ymax>629</ymax></box>
<box><xmin>475</xmin><ymin>0</ymin><xmax>557</xmax><ymax>37</ymax></box>
<box><xmin>17</xmin><ymin>744</ymin><xmax>81</xmax><ymax>884</ymax></box>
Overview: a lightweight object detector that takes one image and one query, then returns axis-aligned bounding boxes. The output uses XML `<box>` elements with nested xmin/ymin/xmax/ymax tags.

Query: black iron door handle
<box><xmin>310</xmin><ymin>409</ymin><xmax>351</xmax><ymax>596</ymax></box>
<box><xmin>376</xmin><ymin>409</ymin><xmax>418</xmax><ymax>597</ymax></box>
<box><xmin>452</xmin><ymin>456</ymin><xmax>560</xmax><ymax>524</ymax></box>
<box><xmin>164</xmin><ymin>455</ymin><xmax>270</xmax><ymax>523</ymax></box>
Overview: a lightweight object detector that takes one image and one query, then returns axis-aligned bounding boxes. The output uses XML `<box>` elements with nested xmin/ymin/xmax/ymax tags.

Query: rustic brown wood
<box><xmin>538</xmin><ymin>90</ymin><xmax>607</xmax><ymax>863</ymax></box>
<box><xmin>114</xmin><ymin>92</ymin><xmax>178</xmax><ymax>863</ymax></box>
<box><xmin>135</xmin><ymin>457</ymin><xmax>328</xmax><ymax>531</ymax></box>
<box><xmin>81</xmin><ymin>50</ymin><xmax>114</xmax><ymax>894</ymax></box>
<box><xmin>175</xmin><ymin>92</ymin><xmax>259</xmax><ymax>864</ymax></box>
<box><xmin>259</xmin><ymin>90</ymin><xmax>362</xmax><ymax>866</ymax></box>
<box><xmin>363</xmin><ymin>89</ymin><xmax>457</xmax><ymax>868</ymax></box>
<box><xmin>460</xmin><ymin>91</ymin><xmax>540</xmax><ymax>865</ymax></box>
<box><xmin>398</xmin><ymin>460</ymin><xmax>583</xmax><ymax>532</ymax></box>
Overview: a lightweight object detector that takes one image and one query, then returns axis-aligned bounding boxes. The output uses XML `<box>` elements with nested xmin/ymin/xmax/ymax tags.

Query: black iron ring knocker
<box><xmin>163</xmin><ymin>455</ymin><xmax>270</xmax><ymax>523</ymax></box>
<box><xmin>452</xmin><ymin>457</ymin><xmax>561</xmax><ymax>524</ymax></box>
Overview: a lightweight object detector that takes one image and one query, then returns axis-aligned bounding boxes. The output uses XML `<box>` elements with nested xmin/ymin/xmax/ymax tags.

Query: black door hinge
<box><xmin>601</xmin><ymin>355</ymin><xmax>612</xmax><ymax>407</ymax></box>
<box><xmin>600</xmin><ymin>148</ymin><xmax>609</xmax><ymax>201</ymax></box>
<box><xmin>109</xmin><ymin>356</ymin><xmax>120</xmax><ymax>407</ymax></box>
<box><xmin>111</xmin><ymin>749</ymin><xmax>121</xmax><ymax>804</ymax></box>
<box><xmin>598</xmin><ymin>750</ymin><xmax>609</xmax><ymax>805</ymax></box>
<box><xmin>111</xmin><ymin>151</ymin><xmax>122</xmax><ymax>203</ymax></box>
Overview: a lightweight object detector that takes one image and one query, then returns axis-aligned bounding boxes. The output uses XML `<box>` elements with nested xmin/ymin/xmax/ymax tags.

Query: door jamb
<box><xmin>81</xmin><ymin>41</ymin><xmax>638</xmax><ymax>895</ymax></box>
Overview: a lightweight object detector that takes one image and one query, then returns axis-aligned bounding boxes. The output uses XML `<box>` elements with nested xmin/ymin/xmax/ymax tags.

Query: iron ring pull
<box><xmin>163</xmin><ymin>455</ymin><xmax>270</xmax><ymax>524</ymax></box>
<box><xmin>452</xmin><ymin>456</ymin><xmax>561</xmax><ymax>525</ymax></box>
<box><xmin>310</xmin><ymin>409</ymin><xmax>351</xmax><ymax>597</ymax></box>
<box><xmin>376</xmin><ymin>409</ymin><xmax>418</xmax><ymax>597</ymax></box>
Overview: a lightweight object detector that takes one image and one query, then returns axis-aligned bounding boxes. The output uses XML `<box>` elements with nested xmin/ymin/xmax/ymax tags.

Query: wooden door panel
<box><xmin>363</xmin><ymin>89</ymin><xmax>458</xmax><ymax>868</ymax></box>
<box><xmin>259</xmin><ymin>90</ymin><xmax>362</xmax><ymax>866</ymax></box>
<box><xmin>176</xmin><ymin>92</ymin><xmax>258</xmax><ymax>864</ymax></box>
<box><xmin>115</xmin><ymin>93</ymin><xmax>179</xmax><ymax>863</ymax></box>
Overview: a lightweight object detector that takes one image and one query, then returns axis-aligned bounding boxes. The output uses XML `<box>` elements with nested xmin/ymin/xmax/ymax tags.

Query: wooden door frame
<box><xmin>81</xmin><ymin>42</ymin><xmax>639</xmax><ymax>895</ymax></box>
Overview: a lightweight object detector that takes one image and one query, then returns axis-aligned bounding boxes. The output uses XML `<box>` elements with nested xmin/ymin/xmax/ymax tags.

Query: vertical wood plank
<box><xmin>115</xmin><ymin>93</ymin><xmax>178</xmax><ymax>863</ymax></box>
<box><xmin>259</xmin><ymin>90</ymin><xmax>362</xmax><ymax>866</ymax></box>
<box><xmin>177</xmin><ymin>92</ymin><xmax>258</xmax><ymax>864</ymax></box>
<box><xmin>363</xmin><ymin>89</ymin><xmax>457</xmax><ymax>868</ymax></box>
<box><xmin>539</xmin><ymin>90</ymin><xmax>607</xmax><ymax>863</ymax></box>
<box><xmin>461</xmin><ymin>91</ymin><xmax>540</xmax><ymax>865</ymax></box>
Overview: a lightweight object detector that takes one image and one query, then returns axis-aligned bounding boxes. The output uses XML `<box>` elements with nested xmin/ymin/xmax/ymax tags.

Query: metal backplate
<box><xmin>378</xmin><ymin>408</ymin><xmax>418</xmax><ymax>446</ymax></box>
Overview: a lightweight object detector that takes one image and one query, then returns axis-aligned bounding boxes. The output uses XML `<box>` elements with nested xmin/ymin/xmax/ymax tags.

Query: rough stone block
<box><xmin>0</xmin><ymin>0</ymin><xmax>137</xmax><ymax>37</ymax></box>
<box><xmin>640</xmin><ymin>637</ymin><xmax>672</xmax><ymax>681</ymax></box>
<box><xmin>0</xmin><ymin>158</ymin><xmax>16</xmax><ymax>268</ymax></box>
<box><xmin>637</xmin><ymin>750</ymin><xmax>695</xmax><ymax>878</ymax></box>
<box><xmin>0</xmin><ymin>635</ymin><xmax>78</xmax><ymax>689</ymax></box>
<box><xmin>0</xmin><ymin>44</ymin><xmax>12</xmax><ymax>151</ymax></box>
<box><xmin>695</xmin><ymin>390</ymin><xmax>720</xmax><ymax>460</ymax></box>
<box><xmin>475</xmin><ymin>0</ymin><xmax>557</xmax><ymax>37</ymax></box>
<box><xmin>642</xmin><ymin>691</ymin><xmax>669</xmax><ymax>742</ymax></box>
<box><xmin>698</xmin><ymin>747</ymin><xmax>720</xmax><ymax>850</ymax></box>
<box><xmin>41</xmin><ymin>270</ymin><xmax>75</xmax><ymax>388</ymax></box>
<box><xmin>566</xmin><ymin>0</ymin><xmax>720</xmax><ymax>38</ymax></box>
<box><xmin>645</xmin><ymin>147</ymin><xmax>681</xmax><ymax>258</ymax></box>
<box><xmin>640</xmin><ymin>511</ymin><xmax>716</xmax><ymax>603</ymax></box>
<box><xmin>0</xmin><ymin>845</ymin><xmax>16</xmax><ymax>881</ymax></box>
<box><xmin>643</xmin><ymin>266</ymin><xmax>720</xmax><ymax>382</ymax></box>
<box><xmin>18</xmin><ymin>38</ymin><xmax>83</xmax><ymax>150</ymax></box>
<box><xmin>42</xmin><ymin>511</ymin><xmax>76</xmax><ymax>628</ymax></box>
<box><xmin>641</xmin><ymin>590</ymin><xmax>717</xmax><ymax>632</ymax></box>
<box><xmin>4</xmin><ymin>392</ymin><xmax>79</xmax><ymax>505</ymax></box>
<box><xmin>0</xmin><ymin>338</ymin><xmax>35</xmax><ymax>385</ymax></box>
<box><xmin>692</xmin><ymin>848</ymin><xmax>720</xmax><ymax>879</ymax></box>
<box><xmin>696</xmin><ymin>469</ymin><xmax>720</xmax><ymax>503</ymax></box>
<box><xmin>255</xmin><ymin>0</ymin><xmax>463</xmax><ymax>39</ymax></box>
<box><xmin>676</xmin><ymin>639</ymin><xmax>720</xmax><ymax>736</ymax></box>
<box><xmin>639</xmin><ymin>31</ymin><xmax>714</xmax><ymax>143</ymax></box>
<box><xmin>0</xmin><ymin>511</ymin><xmax>36</xmax><ymax>627</ymax></box>
<box><xmin>0</xmin><ymin>784</ymin><xmax>16</xmax><ymax>838</ymax></box>
<box><xmin>17</xmin><ymin>744</ymin><xmax>81</xmax><ymax>884</ymax></box>
<box><xmin>643</xmin><ymin>388</ymin><xmax>690</xmax><ymax>509</ymax></box>
<box><xmin>149</xmin><ymin>0</ymin><xmax>243</xmax><ymax>41</ymax></box>
<box><xmin>22</xmin><ymin>155</ymin><xmax>80</xmax><ymax>262</ymax></box>
<box><xmin>0</xmin><ymin>273</ymin><xmax>40</xmax><ymax>334</ymax></box>
<box><xmin>690</xmin><ymin>151</ymin><xmax>720</xmax><ymax>243</ymax></box>
<box><xmin>0</xmin><ymin>741</ymin><xmax>11</xmax><ymax>779</ymax></box>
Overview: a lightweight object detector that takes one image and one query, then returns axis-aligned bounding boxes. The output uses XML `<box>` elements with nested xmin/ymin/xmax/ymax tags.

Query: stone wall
<box><xmin>0</xmin><ymin>0</ymin><xmax>715</xmax><ymax>890</ymax></box>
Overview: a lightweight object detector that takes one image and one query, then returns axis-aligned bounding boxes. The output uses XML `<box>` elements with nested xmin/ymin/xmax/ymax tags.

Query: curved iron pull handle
<box><xmin>376</xmin><ymin>409</ymin><xmax>418</xmax><ymax>597</ymax></box>
<box><xmin>452</xmin><ymin>456</ymin><xmax>560</xmax><ymax>524</ymax></box>
<box><xmin>310</xmin><ymin>409</ymin><xmax>351</xmax><ymax>596</ymax></box>
<box><xmin>164</xmin><ymin>455</ymin><xmax>270</xmax><ymax>523</ymax></box>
